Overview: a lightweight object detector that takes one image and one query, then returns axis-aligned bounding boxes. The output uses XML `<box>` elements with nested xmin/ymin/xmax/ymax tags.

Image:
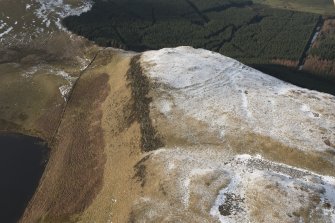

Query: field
<box><xmin>253</xmin><ymin>0</ymin><xmax>335</xmax><ymax>15</ymax></box>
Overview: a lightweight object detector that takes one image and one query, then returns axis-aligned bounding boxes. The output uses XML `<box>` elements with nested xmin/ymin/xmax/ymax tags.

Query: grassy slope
<box><xmin>0</xmin><ymin>33</ymin><xmax>99</xmax><ymax>141</ymax></box>
<box><xmin>253</xmin><ymin>0</ymin><xmax>335</xmax><ymax>15</ymax></box>
<box><xmin>20</xmin><ymin>49</ymin><xmax>146</xmax><ymax>223</ymax></box>
<box><xmin>0</xmin><ymin>61</ymin><xmax>66</xmax><ymax>140</ymax></box>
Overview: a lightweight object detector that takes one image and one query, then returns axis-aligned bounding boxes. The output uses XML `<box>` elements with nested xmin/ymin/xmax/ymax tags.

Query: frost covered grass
<box><xmin>141</xmin><ymin>47</ymin><xmax>335</xmax><ymax>155</ymax></box>
<box><xmin>132</xmin><ymin>147</ymin><xmax>335</xmax><ymax>223</ymax></box>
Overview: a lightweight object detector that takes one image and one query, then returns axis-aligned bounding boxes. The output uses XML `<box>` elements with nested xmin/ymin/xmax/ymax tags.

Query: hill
<box><xmin>0</xmin><ymin>1</ymin><xmax>334</xmax><ymax>222</ymax></box>
<box><xmin>20</xmin><ymin>46</ymin><xmax>335</xmax><ymax>223</ymax></box>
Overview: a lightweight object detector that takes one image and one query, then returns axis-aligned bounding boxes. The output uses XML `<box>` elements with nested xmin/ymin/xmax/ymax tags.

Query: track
<box><xmin>49</xmin><ymin>47</ymin><xmax>105</xmax><ymax>146</ymax></box>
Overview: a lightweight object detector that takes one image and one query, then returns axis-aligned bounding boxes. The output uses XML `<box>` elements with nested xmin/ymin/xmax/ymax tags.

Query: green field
<box><xmin>252</xmin><ymin>0</ymin><xmax>335</xmax><ymax>15</ymax></box>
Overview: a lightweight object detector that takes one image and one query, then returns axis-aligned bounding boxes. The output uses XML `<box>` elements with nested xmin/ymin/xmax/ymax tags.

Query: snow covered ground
<box><xmin>128</xmin><ymin>46</ymin><xmax>335</xmax><ymax>222</ymax></box>
<box><xmin>0</xmin><ymin>0</ymin><xmax>92</xmax><ymax>44</ymax></box>
<box><xmin>141</xmin><ymin>47</ymin><xmax>335</xmax><ymax>154</ymax></box>
<box><xmin>133</xmin><ymin>148</ymin><xmax>335</xmax><ymax>222</ymax></box>
<box><xmin>34</xmin><ymin>0</ymin><xmax>93</xmax><ymax>30</ymax></box>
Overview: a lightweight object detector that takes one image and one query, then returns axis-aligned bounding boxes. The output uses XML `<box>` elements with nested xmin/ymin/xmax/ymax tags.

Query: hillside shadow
<box><xmin>253</xmin><ymin>64</ymin><xmax>335</xmax><ymax>95</ymax></box>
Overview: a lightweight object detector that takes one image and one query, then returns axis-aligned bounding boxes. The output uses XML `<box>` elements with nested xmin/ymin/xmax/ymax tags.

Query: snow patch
<box><xmin>157</xmin><ymin>99</ymin><xmax>173</xmax><ymax>116</ymax></box>
<box><xmin>22</xmin><ymin>66</ymin><xmax>39</xmax><ymax>78</ymax></box>
<box><xmin>34</xmin><ymin>0</ymin><xmax>93</xmax><ymax>30</ymax></box>
<box><xmin>0</xmin><ymin>27</ymin><xmax>13</xmax><ymax>38</ymax></box>
<box><xmin>54</xmin><ymin>70</ymin><xmax>77</xmax><ymax>100</ymax></box>
<box><xmin>77</xmin><ymin>56</ymin><xmax>92</xmax><ymax>71</ymax></box>
<box><xmin>22</xmin><ymin>65</ymin><xmax>76</xmax><ymax>101</ymax></box>
<box><xmin>59</xmin><ymin>84</ymin><xmax>72</xmax><ymax>100</ymax></box>
<box><xmin>0</xmin><ymin>21</ymin><xmax>6</xmax><ymax>30</ymax></box>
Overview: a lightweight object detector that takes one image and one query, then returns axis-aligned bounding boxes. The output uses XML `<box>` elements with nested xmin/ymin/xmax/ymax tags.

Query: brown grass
<box><xmin>304</xmin><ymin>18</ymin><xmax>335</xmax><ymax>79</ymax></box>
<box><xmin>21</xmin><ymin>65</ymin><xmax>110</xmax><ymax>222</ymax></box>
<box><xmin>227</xmin><ymin>132</ymin><xmax>335</xmax><ymax>177</ymax></box>
<box><xmin>304</xmin><ymin>56</ymin><xmax>335</xmax><ymax>79</ymax></box>
<box><xmin>77</xmin><ymin>51</ymin><xmax>143</xmax><ymax>223</ymax></box>
<box><xmin>271</xmin><ymin>59</ymin><xmax>299</xmax><ymax>68</ymax></box>
<box><xmin>35</xmin><ymin>99</ymin><xmax>66</xmax><ymax>142</ymax></box>
<box><xmin>247</xmin><ymin>180</ymin><xmax>324</xmax><ymax>223</ymax></box>
<box><xmin>20</xmin><ymin>48</ymin><xmax>164</xmax><ymax>222</ymax></box>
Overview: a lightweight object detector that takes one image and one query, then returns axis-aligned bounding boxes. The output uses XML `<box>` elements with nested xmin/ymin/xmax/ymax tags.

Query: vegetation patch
<box><xmin>133</xmin><ymin>154</ymin><xmax>151</xmax><ymax>187</ymax></box>
<box><xmin>126</xmin><ymin>55</ymin><xmax>164</xmax><ymax>152</ymax></box>
<box><xmin>218</xmin><ymin>193</ymin><xmax>245</xmax><ymax>216</ymax></box>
